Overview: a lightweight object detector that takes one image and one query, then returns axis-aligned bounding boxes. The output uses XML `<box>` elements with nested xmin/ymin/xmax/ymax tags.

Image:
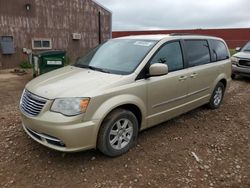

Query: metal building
<box><xmin>113</xmin><ymin>28</ymin><xmax>250</xmax><ymax>49</ymax></box>
<box><xmin>0</xmin><ymin>0</ymin><xmax>112</xmax><ymax>69</ymax></box>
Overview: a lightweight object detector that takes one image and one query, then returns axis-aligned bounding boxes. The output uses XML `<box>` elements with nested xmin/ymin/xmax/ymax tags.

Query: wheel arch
<box><xmin>219</xmin><ymin>78</ymin><xmax>227</xmax><ymax>88</ymax></box>
<box><xmin>109</xmin><ymin>104</ymin><xmax>142</xmax><ymax>130</ymax></box>
<box><xmin>212</xmin><ymin>73</ymin><xmax>228</xmax><ymax>92</ymax></box>
<box><xmin>92</xmin><ymin>94</ymin><xmax>146</xmax><ymax>147</ymax></box>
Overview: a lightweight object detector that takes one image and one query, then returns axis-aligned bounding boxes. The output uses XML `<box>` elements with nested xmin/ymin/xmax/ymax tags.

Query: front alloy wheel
<box><xmin>109</xmin><ymin>118</ymin><xmax>133</xmax><ymax>150</ymax></box>
<box><xmin>98</xmin><ymin>109</ymin><xmax>138</xmax><ymax>157</ymax></box>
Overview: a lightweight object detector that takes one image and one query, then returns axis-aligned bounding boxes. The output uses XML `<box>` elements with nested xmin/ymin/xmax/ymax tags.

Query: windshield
<box><xmin>75</xmin><ymin>39</ymin><xmax>157</xmax><ymax>75</ymax></box>
<box><xmin>242</xmin><ymin>42</ymin><xmax>250</xmax><ymax>52</ymax></box>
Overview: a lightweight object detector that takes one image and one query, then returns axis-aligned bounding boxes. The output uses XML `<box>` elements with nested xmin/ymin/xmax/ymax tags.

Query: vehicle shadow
<box><xmin>233</xmin><ymin>76</ymin><xmax>250</xmax><ymax>83</ymax></box>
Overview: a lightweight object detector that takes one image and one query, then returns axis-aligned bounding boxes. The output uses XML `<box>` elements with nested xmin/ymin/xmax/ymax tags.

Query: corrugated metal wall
<box><xmin>0</xmin><ymin>0</ymin><xmax>111</xmax><ymax>69</ymax></box>
<box><xmin>112</xmin><ymin>28</ymin><xmax>250</xmax><ymax>49</ymax></box>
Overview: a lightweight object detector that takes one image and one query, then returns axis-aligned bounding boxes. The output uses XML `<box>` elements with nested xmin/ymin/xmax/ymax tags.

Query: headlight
<box><xmin>51</xmin><ymin>98</ymin><xmax>90</xmax><ymax>116</ymax></box>
<box><xmin>231</xmin><ymin>56</ymin><xmax>239</xmax><ymax>64</ymax></box>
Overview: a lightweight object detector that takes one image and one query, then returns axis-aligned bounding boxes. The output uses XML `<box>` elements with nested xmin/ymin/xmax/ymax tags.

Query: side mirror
<box><xmin>235</xmin><ymin>47</ymin><xmax>241</xmax><ymax>52</ymax></box>
<box><xmin>149</xmin><ymin>63</ymin><xmax>168</xmax><ymax>77</ymax></box>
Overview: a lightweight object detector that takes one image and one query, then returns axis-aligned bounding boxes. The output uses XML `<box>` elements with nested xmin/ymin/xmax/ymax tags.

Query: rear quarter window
<box><xmin>209</xmin><ymin>40</ymin><xmax>229</xmax><ymax>61</ymax></box>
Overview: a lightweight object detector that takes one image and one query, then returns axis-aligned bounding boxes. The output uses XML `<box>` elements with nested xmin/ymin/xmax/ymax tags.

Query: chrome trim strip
<box><xmin>23</xmin><ymin>95</ymin><xmax>45</xmax><ymax>106</ymax></box>
<box><xmin>147</xmin><ymin>94</ymin><xmax>210</xmax><ymax>120</ymax></box>
<box><xmin>238</xmin><ymin>64</ymin><xmax>250</xmax><ymax>69</ymax></box>
<box><xmin>153</xmin><ymin>95</ymin><xmax>186</xmax><ymax>109</ymax></box>
<box><xmin>26</xmin><ymin>127</ymin><xmax>61</xmax><ymax>143</ymax></box>
<box><xmin>188</xmin><ymin>87</ymin><xmax>210</xmax><ymax>97</ymax></box>
<box><xmin>24</xmin><ymin>90</ymin><xmax>47</xmax><ymax>103</ymax></box>
<box><xmin>22</xmin><ymin>104</ymin><xmax>40</xmax><ymax>113</ymax></box>
<box><xmin>152</xmin><ymin>87</ymin><xmax>210</xmax><ymax>108</ymax></box>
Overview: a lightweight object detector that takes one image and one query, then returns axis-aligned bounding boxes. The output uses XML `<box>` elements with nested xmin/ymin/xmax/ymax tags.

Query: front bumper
<box><xmin>21</xmin><ymin>112</ymin><xmax>100</xmax><ymax>152</ymax></box>
<box><xmin>232</xmin><ymin>64</ymin><xmax>250</xmax><ymax>76</ymax></box>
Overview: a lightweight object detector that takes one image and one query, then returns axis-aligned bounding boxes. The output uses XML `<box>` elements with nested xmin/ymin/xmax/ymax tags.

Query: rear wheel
<box><xmin>97</xmin><ymin>109</ymin><xmax>138</xmax><ymax>157</ymax></box>
<box><xmin>231</xmin><ymin>73</ymin><xmax>236</xmax><ymax>79</ymax></box>
<box><xmin>208</xmin><ymin>82</ymin><xmax>225</xmax><ymax>109</ymax></box>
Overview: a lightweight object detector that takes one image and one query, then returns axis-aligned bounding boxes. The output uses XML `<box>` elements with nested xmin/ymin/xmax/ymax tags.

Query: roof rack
<box><xmin>170</xmin><ymin>33</ymin><xmax>212</xmax><ymax>37</ymax></box>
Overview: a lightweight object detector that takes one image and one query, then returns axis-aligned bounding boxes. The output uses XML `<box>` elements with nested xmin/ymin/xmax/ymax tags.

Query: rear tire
<box><xmin>207</xmin><ymin>82</ymin><xmax>225</xmax><ymax>109</ymax></box>
<box><xmin>231</xmin><ymin>74</ymin><xmax>236</xmax><ymax>79</ymax></box>
<box><xmin>97</xmin><ymin>109</ymin><xmax>138</xmax><ymax>157</ymax></box>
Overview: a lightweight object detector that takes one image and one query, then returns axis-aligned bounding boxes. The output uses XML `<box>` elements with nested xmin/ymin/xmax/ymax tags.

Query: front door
<box><xmin>145</xmin><ymin>41</ymin><xmax>189</xmax><ymax>127</ymax></box>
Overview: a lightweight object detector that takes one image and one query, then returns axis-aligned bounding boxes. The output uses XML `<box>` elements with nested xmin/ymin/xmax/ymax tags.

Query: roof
<box><xmin>115</xmin><ymin>34</ymin><xmax>222</xmax><ymax>41</ymax></box>
<box><xmin>116</xmin><ymin>34</ymin><xmax>170</xmax><ymax>40</ymax></box>
<box><xmin>92</xmin><ymin>0</ymin><xmax>112</xmax><ymax>13</ymax></box>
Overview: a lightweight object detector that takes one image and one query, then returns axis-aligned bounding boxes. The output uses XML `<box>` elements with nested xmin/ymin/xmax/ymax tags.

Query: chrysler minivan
<box><xmin>20</xmin><ymin>34</ymin><xmax>231</xmax><ymax>157</ymax></box>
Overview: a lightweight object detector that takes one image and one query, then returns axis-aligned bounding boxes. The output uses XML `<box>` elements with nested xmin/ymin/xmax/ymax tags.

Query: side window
<box><xmin>150</xmin><ymin>41</ymin><xmax>184</xmax><ymax>72</ymax></box>
<box><xmin>209</xmin><ymin>40</ymin><xmax>229</xmax><ymax>61</ymax></box>
<box><xmin>32</xmin><ymin>38</ymin><xmax>52</xmax><ymax>50</ymax></box>
<box><xmin>0</xmin><ymin>36</ymin><xmax>15</xmax><ymax>54</ymax></box>
<box><xmin>185</xmin><ymin>40</ymin><xmax>210</xmax><ymax>67</ymax></box>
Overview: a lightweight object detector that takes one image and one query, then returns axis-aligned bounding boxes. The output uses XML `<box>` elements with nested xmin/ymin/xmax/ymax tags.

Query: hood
<box><xmin>26</xmin><ymin>66</ymin><xmax>124</xmax><ymax>99</ymax></box>
<box><xmin>234</xmin><ymin>51</ymin><xmax>250</xmax><ymax>59</ymax></box>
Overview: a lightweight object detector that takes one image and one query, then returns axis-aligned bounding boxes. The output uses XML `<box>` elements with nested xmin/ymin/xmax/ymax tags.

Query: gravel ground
<box><xmin>0</xmin><ymin>71</ymin><xmax>250</xmax><ymax>188</ymax></box>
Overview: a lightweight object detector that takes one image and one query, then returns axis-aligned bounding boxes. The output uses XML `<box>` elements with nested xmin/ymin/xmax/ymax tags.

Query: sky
<box><xmin>96</xmin><ymin>0</ymin><xmax>250</xmax><ymax>31</ymax></box>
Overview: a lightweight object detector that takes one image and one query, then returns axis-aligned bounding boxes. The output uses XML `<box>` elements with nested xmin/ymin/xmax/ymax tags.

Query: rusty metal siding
<box><xmin>0</xmin><ymin>0</ymin><xmax>111</xmax><ymax>69</ymax></box>
<box><xmin>112</xmin><ymin>28</ymin><xmax>250</xmax><ymax>49</ymax></box>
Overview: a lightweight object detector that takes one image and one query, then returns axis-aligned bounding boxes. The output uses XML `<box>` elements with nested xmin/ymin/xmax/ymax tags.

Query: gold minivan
<box><xmin>20</xmin><ymin>34</ymin><xmax>231</xmax><ymax>157</ymax></box>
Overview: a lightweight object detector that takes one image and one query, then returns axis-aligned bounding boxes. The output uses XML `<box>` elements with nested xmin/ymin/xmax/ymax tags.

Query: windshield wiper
<box><xmin>88</xmin><ymin>66</ymin><xmax>111</xmax><ymax>73</ymax></box>
<box><xmin>75</xmin><ymin>64</ymin><xmax>110</xmax><ymax>73</ymax></box>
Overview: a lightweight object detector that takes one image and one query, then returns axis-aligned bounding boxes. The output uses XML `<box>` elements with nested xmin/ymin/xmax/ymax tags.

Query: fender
<box><xmin>92</xmin><ymin>94</ymin><xmax>146</xmax><ymax>122</ymax></box>
<box><xmin>91</xmin><ymin>94</ymin><xmax>147</xmax><ymax>146</ymax></box>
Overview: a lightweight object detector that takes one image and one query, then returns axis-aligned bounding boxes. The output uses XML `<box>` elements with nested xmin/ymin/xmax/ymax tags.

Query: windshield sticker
<box><xmin>134</xmin><ymin>41</ymin><xmax>154</xmax><ymax>47</ymax></box>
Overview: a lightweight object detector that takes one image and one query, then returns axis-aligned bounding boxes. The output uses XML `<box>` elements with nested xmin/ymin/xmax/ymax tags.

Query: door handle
<box><xmin>190</xmin><ymin>73</ymin><xmax>198</xmax><ymax>78</ymax></box>
<box><xmin>179</xmin><ymin>75</ymin><xmax>188</xmax><ymax>81</ymax></box>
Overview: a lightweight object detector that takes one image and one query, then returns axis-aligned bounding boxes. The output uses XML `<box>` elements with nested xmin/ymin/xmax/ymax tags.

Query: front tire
<box><xmin>97</xmin><ymin>109</ymin><xmax>138</xmax><ymax>157</ymax></box>
<box><xmin>208</xmin><ymin>82</ymin><xmax>225</xmax><ymax>109</ymax></box>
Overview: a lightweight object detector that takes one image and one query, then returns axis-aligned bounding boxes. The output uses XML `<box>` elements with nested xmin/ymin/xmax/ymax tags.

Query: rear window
<box><xmin>185</xmin><ymin>40</ymin><xmax>211</xmax><ymax>67</ymax></box>
<box><xmin>209</xmin><ymin>40</ymin><xmax>229</xmax><ymax>61</ymax></box>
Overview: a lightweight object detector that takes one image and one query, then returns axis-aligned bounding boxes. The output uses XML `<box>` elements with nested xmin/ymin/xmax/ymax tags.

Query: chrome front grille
<box><xmin>20</xmin><ymin>90</ymin><xmax>47</xmax><ymax>116</ymax></box>
<box><xmin>239</xmin><ymin>60</ymin><xmax>250</xmax><ymax>68</ymax></box>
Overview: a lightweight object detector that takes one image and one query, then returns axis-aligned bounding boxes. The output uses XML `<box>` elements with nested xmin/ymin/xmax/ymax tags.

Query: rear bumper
<box><xmin>232</xmin><ymin>64</ymin><xmax>250</xmax><ymax>76</ymax></box>
<box><xmin>21</xmin><ymin>113</ymin><xmax>100</xmax><ymax>152</ymax></box>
